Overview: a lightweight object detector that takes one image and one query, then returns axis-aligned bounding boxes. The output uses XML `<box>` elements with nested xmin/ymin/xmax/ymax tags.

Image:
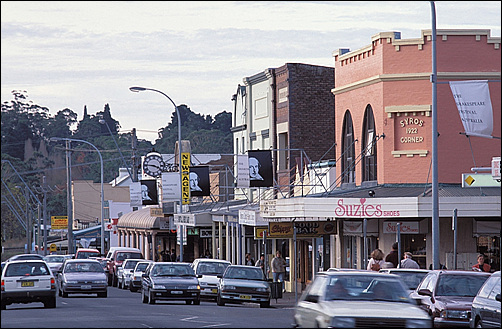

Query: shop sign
<box><xmin>239</xmin><ymin>209</ymin><xmax>268</xmax><ymax>226</ymax></box>
<box><xmin>200</xmin><ymin>228</ymin><xmax>226</xmax><ymax>238</ymax></box>
<box><xmin>150</xmin><ymin>207</ymin><xmax>164</xmax><ymax>217</ymax></box>
<box><xmin>260</xmin><ymin>200</ymin><xmax>276</xmax><ymax>216</ymax></box>
<box><xmin>266</xmin><ymin>221</ymin><xmax>337</xmax><ymax>238</ymax></box>
<box><xmin>159</xmin><ymin>218</ymin><xmax>170</xmax><ymax>230</ymax></box>
<box><xmin>173</xmin><ymin>213</ymin><xmax>195</xmax><ymax>227</ymax></box>
<box><xmin>254</xmin><ymin>227</ymin><xmax>271</xmax><ymax>239</ymax></box>
<box><xmin>334</xmin><ymin>198</ymin><xmax>403</xmax><ymax>218</ymax></box>
<box><xmin>383</xmin><ymin>222</ymin><xmax>419</xmax><ymax>234</ymax></box>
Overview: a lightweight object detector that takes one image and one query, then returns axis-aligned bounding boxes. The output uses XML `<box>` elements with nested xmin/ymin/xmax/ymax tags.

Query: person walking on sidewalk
<box><xmin>271</xmin><ymin>250</ymin><xmax>287</xmax><ymax>293</ymax></box>
<box><xmin>385</xmin><ymin>242</ymin><xmax>400</xmax><ymax>268</ymax></box>
<box><xmin>255</xmin><ymin>254</ymin><xmax>268</xmax><ymax>277</ymax></box>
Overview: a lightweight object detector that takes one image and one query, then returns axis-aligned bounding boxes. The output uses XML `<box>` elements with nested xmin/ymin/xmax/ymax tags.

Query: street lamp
<box><xmin>129</xmin><ymin>86</ymin><xmax>184</xmax><ymax>262</ymax></box>
<box><xmin>50</xmin><ymin>137</ymin><xmax>105</xmax><ymax>255</ymax></box>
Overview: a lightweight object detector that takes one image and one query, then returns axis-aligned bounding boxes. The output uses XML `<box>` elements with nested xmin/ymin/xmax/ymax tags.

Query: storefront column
<box><xmin>212</xmin><ymin>221</ymin><xmax>217</xmax><ymax>260</ymax></box>
<box><xmin>218</xmin><ymin>221</ymin><xmax>223</xmax><ymax>260</ymax></box>
<box><xmin>226</xmin><ymin>222</ymin><xmax>231</xmax><ymax>261</ymax></box>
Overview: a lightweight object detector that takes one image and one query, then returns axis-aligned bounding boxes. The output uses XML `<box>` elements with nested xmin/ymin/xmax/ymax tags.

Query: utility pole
<box><xmin>66</xmin><ymin>140</ymin><xmax>74</xmax><ymax>255</ymax></box>
<box><xmin>131</xmin><ymin>128</ymin><xmax>138</xmax><ymax>182</ymax></box>
<box><xmin>34</xmin><ymin>176</ymin><xmax>59</xmax><ymax>256</ymax></box>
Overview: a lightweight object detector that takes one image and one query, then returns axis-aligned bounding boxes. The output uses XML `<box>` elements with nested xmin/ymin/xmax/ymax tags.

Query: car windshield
<box><xmin>116</xmin><ymin>252</ymin><xmax>143</xmax><ymax>261</ymax></box>
<box><xmin>43</xmin><ymin>256</ymin><xmax>65</xmax><ymax>263</ymax></box>
<box><xmin>135</xmin><ymin>263</ymin><xmax>150</xmax><ymax>271</ymax></box>
<box><xmin>152</xmin><ymin>265</ymin><xmax>195</xmax><ymax>277</ymax></box>
<box><xmin>197</xmin><ymin>262</ymin><xmax>230</xmax><ymax>275</ymax></box>
<box><xmin>76</xmin><ymin>251</ymin><xmax>99</xmax><ymax>259</ymax></box>
<box><xmin>436</xmin><ymin>275</ymin><xmax>489</xmax><ymax>297</ymax></box>
<box><xmin>65</xmin><ymin>262</ymin><xmax>104</xmax><ymax>273</ymax></box>
<box><xmin>224</xmin><ymin>267</ymin><xmax>265</xmax><ymax>281</ymax></box>
<box><xmin>124</xmin><ymin>260</ymin><xmax>140</xmax><ymax>269</ymax></box>
<box><xmin>4</xmin><ymin>262</ymin><xmax>50</xmax><ymax>277</ymax></box>
<box><xmin>323</xmin><ymin>276</ymin><xmax>410</xmax><ymax>303</ymax></box>
<box><xmin>391</xmin><ymin>271</ymin><xmax>429</xmax><ymax>290</ymax></box>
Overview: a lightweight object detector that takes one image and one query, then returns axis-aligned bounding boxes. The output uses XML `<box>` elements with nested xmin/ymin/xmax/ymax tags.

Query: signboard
<box><xmin>129</xmin><ymin>182</ymin><xmax>142</xmax><ymax>207</ymax></box>
<box><xmin>173</xmin><ymin>213</ymin><xmax>195</xmax><ymax>227</ymax></box>
<box><xmin>50</xmin><ymin>244</ymin><xmax>57</xmax><ymax>252</ymax></box>
<box><xmin>150</xmin><ymin>207</ymin><xmax>164</xmax><ymax>217</ymax></box>
<box><xmin>176</xmin><ymin>224</ymin><xmax>187</xmax><ymax>245</ymax></box>
<box><xmin>51</xmin><ymin>216</ymin><xmax>68</xmax><ymax>230</ymax></box>
<box><xmin>181</xmin><ymin>152</ymin><xmax>191</xmax><ymax>204</ymax></box>
<box><xmin>492</xmin><ymin>156</ymin><xmax>500</xmax><ymax>180</ymax></box>
<box><xmin>161</xmin><ymin>173</ymin><xmax>180</xmax><ymax>201</ymax></box>
<box><xmin>383</xmin><ymin>222</ymin><xmax>420</xmax><ymax>234</ymax></box>
<box><xmin>462</xmin><ymin>173</ymin><xmax>500</xmax><ymax>187</ymax></box>
<box><xmin>239</xmin><ymin>209</ymin><xmax>268</xmax><ymax>226</ymax></box>
<box><xmin>263</xmin><ymin>221</ymin><xmax>337</xmax><ymax>239</ymax></box>
<box><xmin>200</xmin><ymin>228</ymin><xmax>226</xmax><ymax>238</ymax></box>
<box><xmin>236</xmin><ymin>155</ymin><xmax>250</xmax><ymax>188</ymax></box>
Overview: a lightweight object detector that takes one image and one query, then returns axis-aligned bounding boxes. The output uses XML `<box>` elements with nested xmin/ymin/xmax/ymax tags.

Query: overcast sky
<box><xmin>2</xmin><ymin>1</ymin><xmax>500</xmax><ymax>142</ymax></box>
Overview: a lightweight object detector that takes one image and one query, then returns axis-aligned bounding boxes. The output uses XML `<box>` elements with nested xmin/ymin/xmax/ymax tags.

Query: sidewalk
<box><xmin>269</xmin><ymin>291</ymin><xmax>299</xmax><ymax>308</ymax></box>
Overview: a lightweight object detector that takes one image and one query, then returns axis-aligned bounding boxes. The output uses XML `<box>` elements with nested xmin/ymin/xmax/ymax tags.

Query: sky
<box><xmin>2</xmin><ymin>1</ymin><xmax>501</xmax><ymax>142</ymax></box>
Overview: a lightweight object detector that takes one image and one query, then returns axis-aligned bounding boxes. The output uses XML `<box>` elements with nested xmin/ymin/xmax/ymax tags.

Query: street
<box><xmin>1</xmin><ymin>285</ymin><xmax>295</xmax><ymax>328</ymax></box>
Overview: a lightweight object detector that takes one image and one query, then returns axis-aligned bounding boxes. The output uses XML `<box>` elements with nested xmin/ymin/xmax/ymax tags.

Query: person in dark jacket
<box><xmin>385</xmin><ymin>242</ymin><xmax>399</xmax><ymax>268</ymax></box>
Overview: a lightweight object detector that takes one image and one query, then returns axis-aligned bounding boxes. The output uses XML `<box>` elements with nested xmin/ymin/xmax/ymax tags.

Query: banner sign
<box><xmin>51</xmin><ymin>216</ymin><xmax>68</xmax><ymax>230</ymax></box>
<box><xmin>190</xmin><ymin>166</ymin><xmax>210</xmax><ymax>196</ymax></box>
<box><xmin>161</xmin><ymin>172</ymin><xmax>180</xmax><ymax>201</ymax></box>
<box><xmin>129</xmin><ymin>182</ymin><xmax>142</xmax><ymax>207</ymax></box>
<box><xmin>266</xmin><ymin>221</ymin><xmax>337</xmax><ymax>238</ymax></box>
<box><xmin>248</xmin><ymin>150</ymin><xmax>273</xmax><ymax>187</ymax></box>
<box><xmin>140</xmin><ymin>179</ymin><xmax>158</xmax><ymax>205</ymax></box>
<box><xmin>236</xmin><ymin>154</ymin><xmax>250</xmax><ymax>188</ymax></box>
<box><xmin>449</xmin><ymin>80</ymin><xmax>494</xmax><ymax>139</ymax></box>
<box><xmin>181</xmin><ymin>153</ymin><xmax>191</xmax><ymax>204</ymax></box>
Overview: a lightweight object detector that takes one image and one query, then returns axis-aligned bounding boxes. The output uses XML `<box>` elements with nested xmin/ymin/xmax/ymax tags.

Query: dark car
<box><xmin>470</xmin><ymin>271</ymin><xmax>501</xmax><ymax>328</ymax></box>
<box><xmin>141</xmin><ymin>262</ymin><xmax>200</xmax><ymax>305</ymax></box>
<box><xmin>216</xmin><ymin>265</ymin><xmax>271</xmax><ymax>308</ymax></box>
<box><xmin>57</xmin><ymin>259</ymin><xmax>108</xmax><ymax>298</ymax></box>
<box><xmin>379</xmin><ymin>268</ymin><xmax>430</xmax><ymax>294</ymax></box>
<box><xmin>410</xmin><ymin>270</ymin><xmax>491</xmax><ymax>328</ymax></box>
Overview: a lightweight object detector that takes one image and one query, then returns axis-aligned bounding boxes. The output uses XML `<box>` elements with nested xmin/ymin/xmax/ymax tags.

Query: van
<box><xmin>105</xmin><ymin>247</ymin><xmax>143</xmax><ymax>287</ymax></box>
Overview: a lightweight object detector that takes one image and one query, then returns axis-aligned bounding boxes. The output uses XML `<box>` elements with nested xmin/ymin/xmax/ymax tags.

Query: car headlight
<box><xmin>93</xmin><ymin>280</ymin><xmax>107</xmax><ymax>284</ymax></box>
<box><xmin>66</xmin><ymin>280</ymin><xmax>78</xmax><ymax>284</ymax></box>
<box><xmin>187</xmin><ymin>285</ymin><xmax>199</xmax><ymax>290</ymax></box>
<box><xmin>256</xmin><ymin>287</ymin><xmax>269</xmax><ymax>292</ymax></box>
<box><xmin>330</xmin><ymin>317</ymin><xmax>355</xmax><ymax>328</ymax></box>
<box><xmin>222</xmin><ymin>285</ymin><xmax>236</xmax><ymax>290</ymax></box>
<box><xmin>406</xmin><ymin>319</ymin><xmax>432</xmax><ymax>328</ymax></box>
<box><xmin>440</xmin><ymin>310</ymin><xmax>469</xmax><ymax>319</ymax></box>
<box><xmin>153</xmin><ymin>284</ymin><xmax>166</xmax><ymax>289</ymax></box>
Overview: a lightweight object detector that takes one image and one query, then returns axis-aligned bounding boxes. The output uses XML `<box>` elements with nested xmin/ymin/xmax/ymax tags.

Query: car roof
<box><xmin>379</xmin><ymin>268</ymin><xmax>430</xmax><ymax>273</ymax></box>
<box><xmin>7</xmin><ymin>254</ymin><xmax>45</xmax><ymax>261</ymax></box>
<box><xmin>194</xmin><ymin>258</ymin><xmax>231</xmax><ymax>263</ymax></box>
<box><xmin>431</xmin><ymin>270</ymin><xmax>492</xmax><ymax>276</ymax></box>
<box><xmin>64</xmin><ymin>258</ymin><xmax>100</xmax><ymax>263</ymax></box>
<box><xmin>108</xmin><ymin>247</ymin><xmax>141</xmax><ymax>252</ymax></box>
<box><xmin>76</xmin><ymin>248</ymin><xmax>99</xmax><ymax>251</ymax></box>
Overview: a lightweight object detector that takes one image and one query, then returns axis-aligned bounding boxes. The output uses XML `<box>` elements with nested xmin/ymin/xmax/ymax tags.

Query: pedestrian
<box><xmin>400</xmin><ymin>252</ymin><xmax>420</xmax><ymax>269</ymax></box>
<box><xmin>385</xmin><ymin>242</ymin><xmax>399</xmax><ymax>268</ymax></box>
<box><xmin>472</xmin><ymin>254</ymin><xmax>491</xmax><ymax>272</ymax></box>
<box><xmin>245</xmin><ymin>253</ymin><xmax>254</xmax><ymax>266</ymax></box>
<box><xmin>161</xmin><ymin>249</ymin><xmax>169</xmax><ymax>262</ymax></box>
<box><xmin>271</xmin><ymin>250</ymin><xmax>287</xmax><ymax>293</ymax></box>
<box><xmin>170</xmin><ymin>249</ymin><xmax>177</xmax><ymax>262</ymax></box>
<box><xmin>255</xmin><ymin>254</ymin><xmax>268</xmax><ymax>276</ymax></box>
<box><xmin>367</xmin><ymin>248</ymin><xmax>385</xmax><ymax>271</ymax></box>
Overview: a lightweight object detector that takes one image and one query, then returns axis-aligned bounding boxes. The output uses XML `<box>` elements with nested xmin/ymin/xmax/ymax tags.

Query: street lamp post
<box><xmin>129</xmin><ymin>86</ymin><xmax>184</xmax><ymax>262</ymax></box>
<box><xmin>50</xmin><ymin>137</ymin><xmax>105</xmax><ymax>256</ymax></box>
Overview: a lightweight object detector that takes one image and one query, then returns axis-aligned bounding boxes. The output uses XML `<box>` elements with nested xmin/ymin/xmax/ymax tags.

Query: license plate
<box><xmin>211</xmin><ymin>289</ymin><xmax>218</xmax><ymax>293</ymax></box>
<box><xmin>81</xmin><ymin>285</ymin><xmax>91</xmax><ymax>290</ymax></box>
<box><xmin>171</xmin><ymin>290</ymin><xmax>183</xmax><ymax>294</ymax></box>
<box><xmin>21</xmin><ymin>281</ymin><xmax>34</xmax><ymax>287</ymax></box>
<box><xmin>239</xmin><ymin>294</ymin><xmax>251</xmax><ymax>300</ymax></box>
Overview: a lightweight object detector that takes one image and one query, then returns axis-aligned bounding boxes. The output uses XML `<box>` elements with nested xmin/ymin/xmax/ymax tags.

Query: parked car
<box><xmin>56</xmin><ymin>259</ymin><xmax>108</xmax><ymax>298</ymax></box>
<box><xmin>129</xmin><ymin>260</ymin><xmax>154</xmax><ymax>292</ymax></box>
<box><xmin>6</xmin><ymin>253</ymin><xmax>45</xmax><ymax>262</ymax></box>
<box><xmin>117</xmin><ymin>258</ymin><xmax>143</xmax><ymax>290</ymax></box>
<box><xmin>470</xmin><ymin>271</ymin><xmax>501</xmax><ymax>328</ymax></box>
<box><xmin>141</xmin><ymin>262</ymin><xmax>200</xmax><ymax>305</ymax></box>
<box><xmin>379</xmin><ymin>268</ymin><xmax>430</xmax><ymax>294</ymax></box>
<box><xmin>43</xmin><ymin>254</ymin><xmax>67</xmax><ymax>273</ymax></box>
<box><xmin>410</xmin><ymin>270</ymin><xmax>491</xmax><ymax>328</ymax></box>
<box><xmin>105</xmin><ymin>247</ymin><xmax>143</xmax><ymax>287</ymax></box>
<box><xmin>191</xmin><ymin>258</ymin><xmax>231</xmax><ymax>300</ymax></box>
<box><xmin>75</xmin><ymin>248</ymin><xmax>100</xmax><ymax>259</ymax></box>
<box><xmin>293</xmin><ymin>271</ymin><xmax>432</xmax><ymax>328</ymax></box>
<box><xmin>217</xmin><ymin>265</ymin><xmax>271</xmax><ymax>308</ymax></box>
<box><xmin>1</xmin><ymin>259</ymin><xmax>57</xmax><ymax>310</ymax></box>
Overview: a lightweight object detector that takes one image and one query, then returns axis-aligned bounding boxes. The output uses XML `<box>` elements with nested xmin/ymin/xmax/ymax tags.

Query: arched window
<box><xmin>341</xmin><ymin>111</ymin><xmax>355</xmax><ymax>184</ymax></box>
<box><xmin>361</xmin><ymin>105</ymin><xmax>377</xmax><ymax>182</ymax></box>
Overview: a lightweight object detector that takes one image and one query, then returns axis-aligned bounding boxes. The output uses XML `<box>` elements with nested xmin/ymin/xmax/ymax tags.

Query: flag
<box><xmin>449</xmin><ymin>80</ymin><xmax>494</xmax><ymax>139</ymax></box>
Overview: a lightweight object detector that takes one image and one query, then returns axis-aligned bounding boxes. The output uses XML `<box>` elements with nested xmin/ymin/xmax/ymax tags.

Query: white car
<box><xmin>1</xmin><ymin>259</ymin><xmax>57</xmax><ymax>310</ymax></box>
<box><xmin>117</xmin><ymin>259</ymin><xmax>143</xmax><ymax>290</ymax></box>
<box><xmin>129</xmin><ymin>260</ymin><xmax>154</xmax><ymax>292</ymax></box>
<box><xmin>293</xmin><ymin>271</ymin><xmax>432</xmax><ymax>328</ymax></box>
<box><xmin>191</xmin><ymin>258</ymin><xmax>231</xmax><ymax>300</ymax></box>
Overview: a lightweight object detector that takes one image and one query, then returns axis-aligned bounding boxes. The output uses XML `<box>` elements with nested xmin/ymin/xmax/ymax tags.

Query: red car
<box><xmin>410</xmin><ymin>270</ymin><xmax>491</xmax><ymax>328</ymax></box>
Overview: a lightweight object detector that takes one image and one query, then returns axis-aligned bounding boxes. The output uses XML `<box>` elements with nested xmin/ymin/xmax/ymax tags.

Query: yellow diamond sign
<box><xmin>464</xmin><ymin>175</ymin><xmax>475</xmax><ymax>186</ymax></box>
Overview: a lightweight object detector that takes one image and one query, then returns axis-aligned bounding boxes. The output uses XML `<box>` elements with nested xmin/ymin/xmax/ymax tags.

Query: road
<box><xmin>1</xmin><ymin>286</ymin><xmax>295</xmax><ymax>328</ymax></box>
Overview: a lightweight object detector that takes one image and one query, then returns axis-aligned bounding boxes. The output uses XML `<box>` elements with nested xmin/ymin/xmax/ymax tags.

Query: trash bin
<box><xmin>269</xmin><ymin>281</ymin><xmax>283</xmax><ymax>300</ymax></box>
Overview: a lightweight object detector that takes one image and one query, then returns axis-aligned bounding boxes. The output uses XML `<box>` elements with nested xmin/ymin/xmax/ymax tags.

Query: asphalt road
<box><xmin>1</xmin><ymin>286</ymin><xmax>296</xmax><ymax>328</ymax></box>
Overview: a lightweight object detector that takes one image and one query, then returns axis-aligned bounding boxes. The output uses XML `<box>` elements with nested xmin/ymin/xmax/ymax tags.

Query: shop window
<box><xmin>341</xmin><ymin>111</ymin><xmax>355</xmax><ymax>184</ymax></box>
<box><xmin>361</xmin><ymin>105</ymin><xmax>377</xmax><ymax>182</ymax></box>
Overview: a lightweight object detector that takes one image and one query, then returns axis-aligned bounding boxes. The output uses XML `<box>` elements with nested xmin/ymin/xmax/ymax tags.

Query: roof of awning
<box><xmin>117</xmin><ymin>207</ymin><xmax>162</xmax><ymax>229</ymax></box>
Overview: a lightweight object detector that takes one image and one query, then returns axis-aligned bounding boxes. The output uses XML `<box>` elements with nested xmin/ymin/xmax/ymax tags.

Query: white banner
<box><xmin>129</xmin><ymin>182</ymin><xmax>142</xmax><ymax>207</ymax></box>
<box><xmin>449</xmin><ymin>80</ymin><xmax>493</xmax><ymax>139</ymax></box>
<box><xmin>161</xmin><ymin>172</ymin><xmax>180</xmax><ymax>201</ymax></box>
<box><xmin>236</xmin><ymin>154</ymin><xmax>250</xmax><ymax>188</ymax></box>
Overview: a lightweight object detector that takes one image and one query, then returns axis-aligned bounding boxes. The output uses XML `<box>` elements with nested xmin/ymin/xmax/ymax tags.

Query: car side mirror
<box><xmin>417</xmin><ymin>289</ymin><xmax>432</xmax><ymax>297</ymax></box>
<box><xmin>216</xmin><ymin>274</ymin><xmax>222</xmax><ymax>278</ymax></box>
<box><xmin>197</xmin><ymin>274</ymin><xmax>202</xmax><ymax>278</ymax></box>
<box><xmin>305</xmin><ymin>294</ymin><xmax>319</xmax><ymax>303</ymax></box>
<box><xmin>142</xmin><ymin>273</ymin><xmax>147</xmax><ymax>277</ymax></box>
<box><xmin>496</xmin><ymin>294</ymin><xmax>501</xmax><ymax>302</ymax></box>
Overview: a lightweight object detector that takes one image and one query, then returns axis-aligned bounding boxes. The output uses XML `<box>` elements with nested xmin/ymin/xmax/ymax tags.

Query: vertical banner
<box><xmin>248</xmin><ymin>150</ymin><xmax>273</xmax><ymax>187</ymax></box>
<box><xmin>181</xmin><ymin>152</ymin><xmax>191</xmax><ymax>204</ymax></box>
<box><xmin>140</xmin><ymin>179</ymin><xmax>158</xmax><ymax>205</ymax></box>
<box><xmin>236</xmin><ymin>154</ymin><xmax>250</xmax><ymax>188</ymax></box>
<box><xmin>129</xmin><ymin>181</ymin><xmax>142</xmax><ymax>207</ymax></box>
<box><xmin>161</xmin><ymin>172</ymin><xmax>180</xmax><ymax>201</ymax></box>
<box><xmin>190</xmin><ymin>166</ymin><xmax>210</xmax><ymax>196</ymax></box>
<box><xmin>449</xmin><ymin>80</ymin><xmax>494</xmax><ymax>139</ymax></box>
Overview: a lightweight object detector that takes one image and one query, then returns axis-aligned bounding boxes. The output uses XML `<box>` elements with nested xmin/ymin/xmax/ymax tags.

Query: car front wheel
<box><xmin>142</xmin><ymin>289</ymin><xmax>148</xmax><ymax>303</ymax></box>
<box><xmin>217</xmin><ymin>294</ymin><xmax>225</xmax><ymax>306</ymax></box>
